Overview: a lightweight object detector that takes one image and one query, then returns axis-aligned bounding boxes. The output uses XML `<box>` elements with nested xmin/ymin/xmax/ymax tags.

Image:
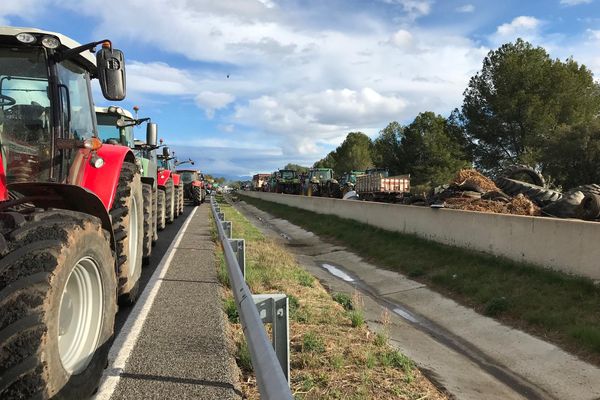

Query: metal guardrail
<box><xmin>210</xmin><ymin>196</ymin><xmax>293</xmax><ymax>400</ymax></box>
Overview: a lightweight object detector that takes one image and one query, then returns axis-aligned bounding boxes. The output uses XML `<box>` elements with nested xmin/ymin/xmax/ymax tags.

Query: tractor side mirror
<box><xmin>146</xmin><ymin>123</ymin><xmax>158</xmax><ymax>147</ymax></box>
<box><xmin>97</xmin><ymin>46</ymin><xmax>126</xmax><ymax>101</ymax></box>
<box><xmin>163</xmin><ymin>146</ymin><xmax>170</xmax><ymax>157</ymax></box>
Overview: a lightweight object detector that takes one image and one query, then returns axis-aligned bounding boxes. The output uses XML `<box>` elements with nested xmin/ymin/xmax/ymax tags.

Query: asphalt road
<box><xmin>114</xmin><ymin>204</ymin><xmax>193</xmax><ymax>335</ymax></box>
<box><xmin>95</xmin><ymin>202</ymin><xmax>242</xmax><ymax>400</ymax></box>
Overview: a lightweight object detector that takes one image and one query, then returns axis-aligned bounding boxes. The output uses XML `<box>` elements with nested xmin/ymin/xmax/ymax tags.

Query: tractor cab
<box><xmin>0</xmin><ymin>27</ymin><xmax>125</xmax><ymax>196</ymax></box>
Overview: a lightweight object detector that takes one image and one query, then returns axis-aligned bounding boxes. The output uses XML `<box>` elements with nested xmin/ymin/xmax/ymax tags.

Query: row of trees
<box><xmin>309</xmin><ymin>39</ymin><xmax>600</xmax><ymax>190</ymax></box>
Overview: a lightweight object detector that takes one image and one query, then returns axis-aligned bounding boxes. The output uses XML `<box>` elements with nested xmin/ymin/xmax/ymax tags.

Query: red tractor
<box><xmin>0</xmin><ymin>28</ymin><xmax>143</xmax><ymax>398</ymax></box>
<box><xmin>156</xmin><ymin>143</ymin><xmax>183</xmax><ymax>227</ymax></box>
<box><xmin>177</xmin><ymin>168</ymin><xmax>206</xmax><ymax>205</ymax></box>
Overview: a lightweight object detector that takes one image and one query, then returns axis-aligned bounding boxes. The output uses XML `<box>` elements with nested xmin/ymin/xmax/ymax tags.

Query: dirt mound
<box><xmin>453</xmin><ymin>169</ymin><xmax>499</xmax><ymax>193</ymax></box>
<box><xmin>444</xmin><ymin>194</ymin><xmax>540</xmax><ymax>216</ymax></box>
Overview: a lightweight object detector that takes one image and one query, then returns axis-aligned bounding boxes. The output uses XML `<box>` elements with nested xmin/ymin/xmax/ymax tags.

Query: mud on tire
<box><xmin>0</xmin><ymin>210</ymin><xmax>116</xmax><ymax>400</ymax></box>
<box><xmin>192</xmin><ymin>186</ymin><xmax>202</xmax><ymax>205</ymax></box>
<box><xmin>141</xmin><ymin>183</ymin><xmax>153</xmax><ymax>266</ymax></box>
<box><xmin>110</xmin><ymin>162</ymin><xmax>144</xmax><ymax>305</ymax></box>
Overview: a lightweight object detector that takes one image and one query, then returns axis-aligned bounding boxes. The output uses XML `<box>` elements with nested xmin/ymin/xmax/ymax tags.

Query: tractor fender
<box><xmin>0</xmin><ymin>152</ymin><xmax>7</xmax><ymax>201</ymax></box>
<box><xmin>191</xmin><ymin>180</ymin><xmax>202</xmax><ymax>187</ymax></box>
<box><xmin>8</xmin><ymin>182</ymin><xmax>116</xmax><ymax>253</ymax></box>
<box><xmin>71</xmin><ymin>144</ymin><xmax>136</xmax><ymax>210</ymax></box>
<box><xmin>172</xmin><ymin>173</ymin><xmax>181</xmax><ymax>187</ymax></box>
<box><xmin>157</xmin><ymin>169</ymin><xmax>172</xmax><ymax>187</ymax></box>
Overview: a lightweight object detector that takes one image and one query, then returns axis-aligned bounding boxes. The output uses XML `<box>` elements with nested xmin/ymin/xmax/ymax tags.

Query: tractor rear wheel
<box><xmin>165</xmin><ymin>179</ymin><xmax>175</xmax><ymax>224</ymax></box>
<box><xmin>192</xmin><ymin>186</ymin><xmax>202</xmax><ymax>205</ymax></box>
<box><xmin>157</xmin><ymin>189</ymin><xmax>166</xmax><ymax>231</ymax></box>
<box><xmin>141</xmin><ymin>183</ymin><xmax>153</xmax><ymax>266</ymax></box>
<box><xmin>110</xmin><ymin>162</ymin><xmax>144</xmax><ymax>306</ymax></box>
<box><xmin>0</xmin><ymin>210</ymin><xmax>116</xmax><ymax>400</ymax></box>
<box><xmin>152</xmin><ymin>186</ymin><xmax>158</xmax><ymax>244</ymax></box>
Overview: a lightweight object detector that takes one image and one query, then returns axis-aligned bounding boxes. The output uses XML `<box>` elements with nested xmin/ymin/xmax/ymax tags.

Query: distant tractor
<box><xmin>178</xmin><ymin>169</ymin><xmax>206</xmax><ymax>205</ymax></box>
<box><xmin>0</xmin><ymin>27</ymin><xmax>142</xmax><ymax>398</ymax></box>
<box><xmin>252</xmin><ymin>173</ymin><xmax>271</xmax><ymax>191</ymax></box>
<box><xmin>156</xmin><ymin>143</ymin><xmax>183</xmax><ymax>224</ymax></box>
<box><xmin>339</xmin><ymin>170</ymin><xmax>365</xmax><ymax>197</ymax></box>
<box><xmin>276</xmin><ymin>169</ymin><xmax>302</xmax><ymax>194</ymax></box>
<box><xmin>305</xmin><ymin>168</ymin><xmax>340</xmax><ymax>197</ymax></box>
<box><xmin>96</xmin><ymin>105</ymin><xmax>159</xmax><ymax>265</ymax></box>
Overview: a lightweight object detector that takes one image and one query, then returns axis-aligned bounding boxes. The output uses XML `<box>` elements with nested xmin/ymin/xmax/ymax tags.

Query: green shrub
<box><xmin>332</xmin><ymin>292</ymin><xmax>353</xmax><ymax>310</ymax></box>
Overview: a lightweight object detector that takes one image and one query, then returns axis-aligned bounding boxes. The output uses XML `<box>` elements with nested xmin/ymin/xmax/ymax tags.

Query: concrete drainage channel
<box><xmin>315</xmin><ymin>261</ymin><xmax>547</xmax><ymax>400</ymax></box>
<box><xmin>230</xmin><ymin>197</ymin><xmax>600</xmax><ymax>400</ymax></box>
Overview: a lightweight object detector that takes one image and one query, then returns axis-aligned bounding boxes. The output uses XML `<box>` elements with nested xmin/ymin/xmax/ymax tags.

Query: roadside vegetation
<box><xmin>213</xmin><ymin>196</ymin><xmax>446</xmax><ymax>399</ymax></box>
<box><xmin>240</xmin><ymin>195</ymin><xmax>600</xmax><ymax>365</ymax></box>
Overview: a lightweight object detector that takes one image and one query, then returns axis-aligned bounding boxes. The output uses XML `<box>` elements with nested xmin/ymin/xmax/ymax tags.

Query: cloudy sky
<box><xmin>2</xmin><ymin>0</ymin><xmax>600</xmax><ymax>177</ymax></box>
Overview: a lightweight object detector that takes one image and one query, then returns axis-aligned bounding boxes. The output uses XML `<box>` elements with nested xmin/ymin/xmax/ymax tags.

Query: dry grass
<box><xmin>214</xmin><ymin>196</ymin><xmax>446</xmax><ymax>400</ymax></box>
<box><xmin>453</xmin><ymin>168</ymin><xmax>499</xmax><ymax>192</ymax></box>
<box><xmin>444</xmin><ymin>194</ymin><xmax>541</xmax><ymax>216</ymax></box>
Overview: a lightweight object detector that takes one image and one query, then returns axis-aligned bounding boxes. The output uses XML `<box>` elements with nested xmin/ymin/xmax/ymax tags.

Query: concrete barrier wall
<box><xmin>241</xmin><ymin>191</ymin><xmax>600</xmax><ymax>281</ymax></box>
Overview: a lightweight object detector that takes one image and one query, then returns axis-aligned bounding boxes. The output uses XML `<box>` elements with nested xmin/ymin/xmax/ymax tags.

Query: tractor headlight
<box><xmin>16</xmin><ymin>33</ymin><xmax>36</xmax><ymax>44</ymax></box>
<box><xmin>41</xmin><ymin>36</ymin><xmax>60</xmax><ymax>49</ymax></box>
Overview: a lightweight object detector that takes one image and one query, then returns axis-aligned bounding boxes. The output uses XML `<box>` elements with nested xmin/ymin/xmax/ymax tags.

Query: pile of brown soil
<box><xmin>453</xmin><ymin>169</ymin><xmax>499</xmax><ymax>192</ymax></box>
<box><xmin>444</xmin><ymin>194</ymin><xmax>540</xmax><ymax>216</ymax></box>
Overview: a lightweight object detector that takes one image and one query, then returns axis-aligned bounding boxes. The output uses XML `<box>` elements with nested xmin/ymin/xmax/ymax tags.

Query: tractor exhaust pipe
<box><xmin>146</xmin><ymin>123</ymin><xmax>158</xmax><ymax>147</ymax></box>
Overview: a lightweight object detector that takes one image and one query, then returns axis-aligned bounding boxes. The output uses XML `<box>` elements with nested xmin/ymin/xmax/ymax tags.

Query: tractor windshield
<box><xmin>159</xmin><ymin>158</ymin><xmax>170</xmax><ymax>170</ymax></box>
<box><xmin>311</xmin><ymin>169</ymin><xmax>332</xmax><ymax>180</ymax></box>
<box><xmin>179</xmin><ymin>171</ymin><xmax>195</xmax><ymax>183</ymax></box>
<box><xmin>0</xmin><ymin>46</ymin><xmax>52</xmax><ymax>183</ymax></box>
<box><xmin>96</xmin><ymin>113</ymin><xmax>134</xmax><ymax>147</ymax></box>
<box><xmin>281</xmin><ymin>170</ymin><xmax>296</xmax><ymax>179</ymax></box>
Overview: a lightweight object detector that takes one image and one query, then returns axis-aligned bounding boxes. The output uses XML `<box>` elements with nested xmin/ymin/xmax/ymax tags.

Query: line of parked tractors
<box><xmin>0</xmin><ymin>27</ymin><xmax>213</xmax><ymax>399</ymax></box>
<box><xmin>252</xmin><ymin>168</ymin><xmax>411</xmax><ymax>202</ymax></box>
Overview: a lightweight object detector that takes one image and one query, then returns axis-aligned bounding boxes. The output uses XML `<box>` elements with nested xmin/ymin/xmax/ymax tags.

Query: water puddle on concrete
<box><xmin>393</xmin><ymin>307</ymin><xmax>419</xmax><ymax>323</ymax></box>
<box><xmin>321</xmin><ymin>263</ymin><xmax>355</xmax><ymax>282</ymax></box>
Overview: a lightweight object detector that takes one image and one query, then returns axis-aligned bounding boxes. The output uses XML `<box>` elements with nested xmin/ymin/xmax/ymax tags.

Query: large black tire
<box><xmin>495</xmin><ymin>177</ymin><xmax>562</xmax><ymax>206</ymax></box>
<box><xmin>542</xmin><ymin>190</ymin><xmax>584</xmax><ymax>218</ymax></box>
<box><xmin>110</xmin><ymin>162</ymin><xmax>144</xmax><ymax>306</ymax></box>
<box><xmin>141</xmin><ymin>183</ymin><xmax>153</xmax><ymax>266</ymax></box>
<box><xmin>165</xmin><ymin>179</ymin><xmax>175</xmax><ymax>224</ymax></box>
<box><xmin>192</xmin><ymin>186</ymin><xmax>202</xmax><ymax>205</ymax></box>
<box><xmin>0</xmin><ymin>210</ymin><xmax>116</xmax><ymax>399</ymax></box>
<box><xmin>567</xmin><ymin>184</ymin><xmax>600</xmax><ymax>197</ymax></box>
<box><xmin>576</xmin><ymin>193</ymin><xmax>600</xmax><ymax>220</ymax></box>
<box><xmin>178</xmin><ymin>185</ymin><xmax>184</xmax><ymax>214</ymax></box>
<box><xmin>157</xmin><ymin>189</ymin><xmax>166</xmax><ymax>231</ymax></box>
<box><xmin>501</xmin><ymin>165</ymin><xmax>546</xmax><ymax>187</ymax></box>
<box><xmin>152</xmin><ymin>186</ymin><xmax>158</xmax><ymax>244</ymax></box>
<box><xmin>174</xmin><ymin>185</ymin><xmax>181</xmax><ymax>219</ymax></box>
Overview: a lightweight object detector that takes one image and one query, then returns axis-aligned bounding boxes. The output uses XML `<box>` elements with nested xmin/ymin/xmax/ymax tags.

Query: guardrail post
<box><xmin>253</xmin><ymin>294</ymin><xmax>290</xmax><ymax>382</ymax></box>
<box><xmin>228</xmin><ymin>239</ymin><xmax>245</xmax><ymax>276</ymax></box>
<box><xmin>221</xmin><ymin>221</ymin><xmax>232</xmax><ymax>238</ymax></box>
<box><xmin>217</xmin><ymin>212</ymin><xmax>224</xmax><ymax>221</ymax></box>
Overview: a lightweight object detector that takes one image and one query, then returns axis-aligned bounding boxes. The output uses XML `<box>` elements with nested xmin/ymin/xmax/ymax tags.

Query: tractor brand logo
<box><xmin>106</xmin><ymin>58</ymin><xmax>121</xmax><ymax>70</ymax></box>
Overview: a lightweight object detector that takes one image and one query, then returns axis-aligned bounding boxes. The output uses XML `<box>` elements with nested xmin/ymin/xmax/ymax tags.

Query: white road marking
<box><xmin>94</xmin><ymin>206</ymin><xmax>199</xmax><ymax>400</ymax></box>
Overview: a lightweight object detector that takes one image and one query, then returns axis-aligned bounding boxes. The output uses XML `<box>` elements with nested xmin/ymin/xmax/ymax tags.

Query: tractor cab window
<box><xmin>281</xmin><ymin>170</ymin><xmax>295</xmax><ymax>179</ymax></box>
<box><xmin>56</xmin><ymin>60</ymin><xmax>95</xmax><ymax>141</ymax></box>
<box><xmin>0</xmin><ymin>46</ymin><xmax>52</xmax><ymax>183</ymax></box>
<box><xmin>96</xmin><ymin>113</ymin><xmax>134</xmax><ymax>146</ymax></box>
<box><xmin>159</xmin><ymin>158</ymin><xmax>170</xmax><ymax>170</ymax></box>
<box><xmin>180</xmin><ymin>171</ymin><xmax>194</xmax><ymax>183</ymax></box>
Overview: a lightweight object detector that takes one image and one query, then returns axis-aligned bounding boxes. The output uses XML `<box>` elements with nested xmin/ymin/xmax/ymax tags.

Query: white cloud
<box><xmin>560</xmin><ymin>0</ymin><xmax>592</xmax><ymax>5</ymax></box>
<box><xmin>195</xmin><ymin>91</ymin><xmax>235</xmax><ymax>118</ymax></box>
<box><xmin>491</xmin><ymin>16</ymin><xmax>543</xmax><ymax>45</ymax></box>
<box><xmin>383</xmin><ymin>0</ymin><xmax>432</xmax><ymax>19</ymax></box>
<box><xmin>0</xmin><ymin>0</ymin><xmax>45</xmax><ymax>24</ymax></box>
<box><xmin>587</xmin><ymin>29</ymin><xmax>600</xmax><ymax>40</ymax></box>
<box><xmin>390</xmin><ymin>29</ymin><xmax>414</xmax><ymax>49</ymax></box>
<box><xmin>456</xmin><ymin>4</ymin><xmax>475</xmax><ymax>13</ymax></box>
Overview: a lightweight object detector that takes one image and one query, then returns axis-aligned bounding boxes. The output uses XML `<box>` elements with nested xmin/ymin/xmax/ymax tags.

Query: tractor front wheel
<box><xmin>0</xmin><ymin>210</ymin><xmax>116</xmax><ymax>399</ymax></box>
<box><xmin>110</xmin><ymin>162</ymin><xmax>144</xmax><ymax>305</ymax></box>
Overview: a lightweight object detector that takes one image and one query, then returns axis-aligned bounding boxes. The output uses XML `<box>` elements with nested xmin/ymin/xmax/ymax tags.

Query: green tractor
<box><xmin>339</xmin><ymin>170</ymin><xmax>365</xmax><ymax>197</ymax></box>
<box><xmin>96</xmin><ymin>106</ymin><xmax>159</xmax><ymax>265</ymax></box>
<box><xmin>276</xmin><ymin>169</ymin><xmax>302</xmax><ymax>194</ymax></box>
<box><xmin>305</xmin><ymin>168</ymin><xmax>340</xmax><ymax>197</ymax></box>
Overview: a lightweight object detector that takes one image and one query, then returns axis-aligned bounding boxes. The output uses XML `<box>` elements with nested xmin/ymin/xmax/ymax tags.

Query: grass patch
<box><xmin>224</xmin><ymin>297</ymin><xmax>239</xmax><ymax>323</ymax></box>
<box><xmin>214</xmin><ymin>195</ymin><xmax>444</xmax><ymax>399</ymax></box>
<box><xmin>239</xmin><ymin>195</ymin><xmax>600</xmax><ymax>363</ymax></box>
